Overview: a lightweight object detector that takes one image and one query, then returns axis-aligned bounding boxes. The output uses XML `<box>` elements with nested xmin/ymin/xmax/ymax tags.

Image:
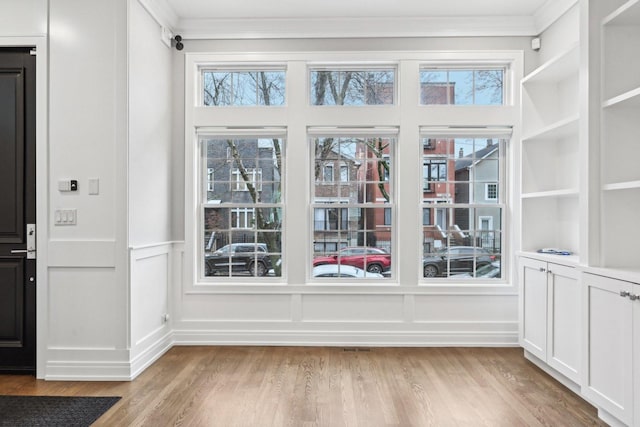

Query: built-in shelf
<box><xmin>602</xmin><ymin>0</ymin><xmax>640</xmax><ymax>26</ymax></box>
<box><xmin>600</xmin><ymin>0</ymin><xmax>640</xmax><ymax>275</ymax></box>
<box><xmin>521</xmin><ymin>189</ymin><xmax>579</xmax><ymax>199</ymax></box>
<box><xmin>602</xmin><ymin>180</ymin><xmax>640</xmax><ymax>191</ymax></box>
<box><xmin>522</xmin><ymin>115</ymin><xmax>579</xmax><ymax>141</ymax></box>
<box><xmin>602</xmin><ymin>87</ymin><xmax>640</xmax><ymax>108</ymax></box>
<box><xmin>522</xmin><ymin>44</ymin><xmax>579</xmax><ymax>84</ymax></box>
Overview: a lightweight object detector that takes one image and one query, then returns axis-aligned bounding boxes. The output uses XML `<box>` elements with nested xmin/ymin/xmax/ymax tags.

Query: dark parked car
<box><xmin>205</xmin><ymin>243</ymin><xmax>273</xmax><ymax>276</ymax></box>
<box><xmin>423</xmin><ymin>246</ymin><xmax>497</xmax><ymax>277</ymax></box>
<box><xmin>313</xmin><ymin>247</ymin><xmax>391</xmax><ymax>274</ymax></box>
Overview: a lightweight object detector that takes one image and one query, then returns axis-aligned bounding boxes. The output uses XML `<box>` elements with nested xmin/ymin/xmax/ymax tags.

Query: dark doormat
<box><xmin>0</xmin><ymin>395</ymin><xmax>121</xmax><ymax>426</ymax></box>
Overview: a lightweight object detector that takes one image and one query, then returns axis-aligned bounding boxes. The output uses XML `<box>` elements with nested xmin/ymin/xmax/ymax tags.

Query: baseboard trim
<box><xmin>130</xmin><ymin>331</ymin><xmax>174</xmax><ymax>380</ymax></box>
<box><xmin>44</xmin><ymin>332</ymin><xmax>174</xmax><ymax>381</ymax></box>
<box><xmin>173</xmin><ymin>329</ymin><xmax>519</xmax><ymax>347</ymax></box>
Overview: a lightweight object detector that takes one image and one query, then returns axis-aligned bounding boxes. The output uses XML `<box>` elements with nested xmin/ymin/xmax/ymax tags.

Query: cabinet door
<box><xmin>520</xmin><ymin>257</ymin><xmax>548</xmax><ymax>360</ymax></box>
<box><xmin>547</xmin><ymin>263</ymin><xmax>580</xmax><ymax>383</ymax></box>
<box><xmin>582</xmin><ymin>274</ymin><xmax>633</xmax><ymax>426</ymax></box>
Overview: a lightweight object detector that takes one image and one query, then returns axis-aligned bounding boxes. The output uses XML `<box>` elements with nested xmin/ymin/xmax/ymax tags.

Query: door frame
<box><xmin>1</xmin><ymin>36</ymin><xmax>48</xmax><ymax>378</ymax></box>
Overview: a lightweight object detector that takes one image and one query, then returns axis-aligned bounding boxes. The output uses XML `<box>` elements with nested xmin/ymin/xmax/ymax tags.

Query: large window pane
<box><xmin>312</xmin><ymin>135</ymin><xmax>394</xmax><ymax>279</ymax></box>
<box><xmin>421</xmin><ymin>137</ymin><xmax>504</xmax><ymax>280</ymax></box>
<box><xmin>310</xmin><ymin>69</ymin><xmax>395</xmax><ymax>106</ymax></box>
<box><xmin>202</xmin><ymin>136</ymin><xmax>284</xmax><ymax>278</ymax></box>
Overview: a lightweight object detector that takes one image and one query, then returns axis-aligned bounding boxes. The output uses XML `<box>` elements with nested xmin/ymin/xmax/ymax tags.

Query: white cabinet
<box><xmin>582</xmin><ymin>273</ymin><xmax>639</xmax><ymax>427</ymax></box>
<box><xmin>519</xmin><ymin>256</ymin><xmax>581</xmax><ymax>383</ymax></box>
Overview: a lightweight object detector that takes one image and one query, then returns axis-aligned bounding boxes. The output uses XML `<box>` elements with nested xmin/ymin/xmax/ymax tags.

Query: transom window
<box><xmin>420</xmin><ymin>67</ymin><xmax>505</xmax><ymax>105</ymax></box>
<box><xmin>202</xmin><ymin>69</ymin><xmax>286</xmax><ymax>106</ymax></box>
<box><xmin>310</xmin><ymin>67</ymin><xmax>395</xmax><ymax>105</ymax></box>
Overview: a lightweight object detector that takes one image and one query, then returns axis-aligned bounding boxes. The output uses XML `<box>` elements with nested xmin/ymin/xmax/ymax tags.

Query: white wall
<box><xmin>0</xmin><ymin>0</ymin><xmax>562</xmax><ymax>379</ymax></box>
<box><xmin>129</xmin><ymin>0</ymin><xmax>173</xmax><ymax>246</ymax></box>
<box><xmin>172</xmin><ymin>37</ymin><xmax>531</xmax><ymax>348</ymax></box>
<box><xmin>128</xmin><ymin>0</ymin><xmax>174</xmax><ymax>366</ymax></box>
<box><xmin>0</xmin><ymin>0</ymin><xmax>46</xmax><ymax>36</ymax></box>
<box><xmin>45</xmin><ymin>0</ymin><xmax>131</xmax><ymax>379</ymax></box>
<box><xmin>538</xmin><ymin>4</ymin><xmax>580</xmax><ymax>64</ymax></box>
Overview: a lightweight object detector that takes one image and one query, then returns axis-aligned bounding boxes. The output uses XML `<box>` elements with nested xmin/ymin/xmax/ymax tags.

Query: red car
<box><xmin>313</xmin><ymin>247</ymin><xmax>391</xmax><ymax>274</ymax></box>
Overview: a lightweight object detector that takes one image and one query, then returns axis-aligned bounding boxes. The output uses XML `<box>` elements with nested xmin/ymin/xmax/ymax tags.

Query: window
<box><xmin>187</xmin><ymin>52</ymin><xmax>518</xmax><ymax>289</ymax></box>
<box><xmin>485</xmin><ymin>183</ymin><xmax>498</xmax><ymax>201</ymax></box>
<box><xmin>314</xmin><ymin>207</ymin><xmax>348</xmax><ymax>231</ymax></box>
<box><xmin>323</xmin><ymin>164</ymin><xmax>334</xmax><ymax>182</ymax></box>
<box><xmin>421</xmin><ymin>135</ymin><xmax>506</xmax><ymax>279</ymax></box>
<box><xmin>423</xmin><ymin>208</ymin><xmax>431</xmax><ymax>226</ymax></box>
<box><xmin>384</xmin><ymin>208</ymin><xmax>392</xmax><ymax>225</ymax></box>
<box><xmin>310</xmin><ymin>68</ymin><xmax>395</xmax><ymax>105</ymax></box>
<box><xmin>231</xmin><ymin>207</ymin><xmax>255</xmax><ymax>229</ymax></box>
<box><xmin>423</xmin><ymin>159</ymin><xmax>447</xmax><ymax>191</ymax></box>
<box><xmin>311</xmin><ymin>133</ymin><xmax>394</xmax><ymax>277</ymax></box>
<box><xmin>202</xmin><ymin>69</ymin><xmax>285</xmax><ymax>106</ymax></box>
<box><xmin>201</xmin><ymin>134</ymin><xmax>283</xmax><ymax>278</ymax></box>
<box><xmin>340</xmin><ymin>165</ymin><xmax>349</xmax><ymax>182</ymax></box>
<box><xmin>207</xmin><ymin>168</ymin><xmax>214</xmax><ymax>192</ymax></box>
<box><xmin>424</xmin><ymin>138</ymin><xmax>436</xmax><ymax>150</ymax></box>
<box><xmin>420</xmin><ymin>68</ymin><xmax>505</xmax><ymax>105</ymax></box>
<box><xmin>232</xmin><ymin>168</ymin><xmax>262</xmax><ymax>191</ymax></box>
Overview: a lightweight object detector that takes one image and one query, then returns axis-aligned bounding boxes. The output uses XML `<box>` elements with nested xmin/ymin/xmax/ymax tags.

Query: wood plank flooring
<box><xmin>0</xmin><ymin>347</ymin><xmax>606</xmax><ymax>426</ymax></box>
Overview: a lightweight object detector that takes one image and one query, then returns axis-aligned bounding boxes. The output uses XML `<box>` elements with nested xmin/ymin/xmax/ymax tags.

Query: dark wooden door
<box><xmin>0</xmin><ymin>48</ymin><xmax>36</xmax><ymax>374</ymax></box>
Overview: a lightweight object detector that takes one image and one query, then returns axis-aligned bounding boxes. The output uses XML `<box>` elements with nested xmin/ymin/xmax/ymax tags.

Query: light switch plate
<box><xmin>58</xmin><ymin>180</ymin><xmax>71</xmax><ymax>191</ymax></box>
<box><xmin>54</xmin><ymin>209</ymin><xmax>77</xmax><ymax>225</ymax></box>
<box><xmin>88</xmin><ymin>178</ymin><xmax>99</xmax><ymax>195</ymax></box>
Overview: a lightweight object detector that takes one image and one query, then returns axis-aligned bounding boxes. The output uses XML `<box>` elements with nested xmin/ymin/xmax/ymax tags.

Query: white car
<box><xmin>312</xmin><ymin>264</ymin><xmax>384</xmax><ymax>278</ymax></box>
<box><xmin>451</xmin><ymin>261</ymin><xmax>501</xmax><ymax>279</ymax></box>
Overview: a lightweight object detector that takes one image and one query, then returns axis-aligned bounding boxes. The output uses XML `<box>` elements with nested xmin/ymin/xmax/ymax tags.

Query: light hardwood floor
<box><xmin>0</xmin><ymin>347</ymin><xmax>605</xmax><ymax>426</ymax></box>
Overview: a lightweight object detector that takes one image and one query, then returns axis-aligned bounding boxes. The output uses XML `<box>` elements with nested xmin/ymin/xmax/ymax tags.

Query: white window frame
<box><xmin>184</xmin><ymin>50</ymin><xmax>521</xmax><ymax>293</ymax></box>
<box><xmin>309</xmin><ymin>128</ymin><xmax>397</xmax><ymax>281</ymax></box>
<box><xmin>419</xmin><ymin>127</ymin><xmax>510</xmax><ymax>284</ymax></box>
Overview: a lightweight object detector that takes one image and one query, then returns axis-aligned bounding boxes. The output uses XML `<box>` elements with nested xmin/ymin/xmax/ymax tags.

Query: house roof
<box><xmin>455</xmin><ymin>143</ymin><xmax>499</xmax><ymax>171</ymax></box>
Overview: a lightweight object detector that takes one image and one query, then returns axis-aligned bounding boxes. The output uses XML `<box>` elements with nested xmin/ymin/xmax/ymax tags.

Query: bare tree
<box><xmin>220</xmin><ymin>72</ymin><xmax>284</xmax><ymax>275</ymax></box>
<box><xmin>469</xmin><ymin>70</ymin><xmax>503</xmax><ymax>104</ymax></box>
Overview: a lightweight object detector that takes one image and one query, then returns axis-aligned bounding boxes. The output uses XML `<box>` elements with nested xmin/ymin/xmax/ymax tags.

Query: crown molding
<box><xmin>532</xmin><ymin>0</ymin><xmax>579</xmax><ymax>34</ymax></box>
<box><xmin>137</xmin><ymin>0</ymin><xmax>179</xmax><ymax>31</ymax></box>
<box><xmin>176</xmin><ymin>16</ymin><xmax>538</xmax><ymax>40</ymax></box>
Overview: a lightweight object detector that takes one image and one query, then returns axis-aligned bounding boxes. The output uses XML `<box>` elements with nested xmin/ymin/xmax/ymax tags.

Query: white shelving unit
<box><xmin>520</xmin><ymin>43</ymin><xmax>581</xmax><ymax>255</ymax></box>
<box><xmin>519</xmin><ymin>3</ymin><xmax>640</xmax><ymax>426</ymax></box>
<box><xmin>600</xmin><ymin>0</ymin><xmax>640</xmax><ymax>270</ymax></box>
